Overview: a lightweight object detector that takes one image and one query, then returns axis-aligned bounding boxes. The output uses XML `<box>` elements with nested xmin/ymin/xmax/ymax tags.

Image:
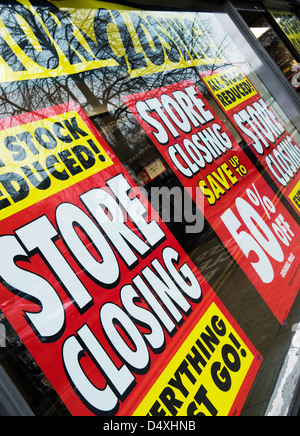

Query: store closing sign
<box><xmin>202</xmin><ymin>67</ymin><xmax>300</xmax><ymax>214</ymax></box>
<box><xmin>123</xmin><ymin>80</ymin><xmax>300</xmax><ymax>324</ymax></box>
<box><xmin>269</xmin><ymin>11</ymin><xmax>300</xmax><ymax>55</ymax></box>
<box><xmin>0</xmin><ymin>104</ymin><xmax>113</xmax><ymax>220</ymax></box>
<box><xmin>0</xmin><ymin>103</ymin><xmax>262</xmax><ymax>416</ymax></box>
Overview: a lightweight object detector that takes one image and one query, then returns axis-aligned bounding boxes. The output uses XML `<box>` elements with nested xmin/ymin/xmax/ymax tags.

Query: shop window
<box><xmin>0</xmin><ymin>0</ymin><xmax>298</xmax><ymax>417</ymax></box>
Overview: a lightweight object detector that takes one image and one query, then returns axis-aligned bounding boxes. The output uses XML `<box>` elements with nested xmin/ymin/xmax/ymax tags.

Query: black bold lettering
<box><xmin>45</xmin><ymin>155</ymin><xmax>70</xmax><ymax>181</ymax></box>
<box><xmin>71</xmin><ymin>145</ymin><xmax>96</xmax><ymax>170</ymax></box>
<box><xmin>110</xmin><ymin>10</ymin><xmax>148</xmax><ymax>70</ymax></box>
<box><xmin>0</xmin><ymin>191</ymin><xmax>11</xmax><ymax>210</ymax></box>
<box><xmin>4</xmin><ymin>136</ymin><xmax>27</xmax><ymax>161</ymax></box>
<box><xmin>149</xmin><ymin>401</ymin><xmax>167</xmax><ymax>416</ymax></box>
<box><xmin>171</xmin><ymin>18</ymin><xmax>200</xmax><ymax>61</ymax></box>
<box><xmin>222</xmin><ymin>344</ymin><xmax>241</xmax><ymax>372</ymax></box>
<box><xmin>34</xmin><ymin>3</ymin><xmax>99</xmax><ymax>65</ymax></box>
<box><xmin>0</xmin><ymin>1</ymin><xmax>59</xmax><ymax>70</ymax></box>
<box><xmin>168</xmin><ymin>368</ymin><xmax>190</xmax><ymax>398</ymax></box>
<box><xmin>93</xmin><ymin>8</ymin><xmax>122</xmax><ymax>63</ymax></box>
<box><xmin>146</xmin><ymin>15</ymin><xmax>181</xmax><ymax>64</ymax></box>
<box><xmin>211</xmin><ymin>362</ymin><xmax>232</xmax><ymax>392</ymax></box>
<box><xmin>186</xmin><ymin>345</ymin><xmax>206</xmax><ymax>374</ymax></box>
<box><xmin>162</xmin><ymin>19</ymin><xmax>195</xmax><ymax>62</ymax></box>
<box><xmin>211</xmin><ymin>316</ymin><xmax>226</xmax><ymax>337</ymax></box>
<box><xmin>200</xmin><ymin>326</ymin><xmax>220</xmax><ymax>352</ymax></box>
<box><xmin>58</xmin><ymin>150</ymin><xmax>83</xmax><ymax>176</ymax></box>
<box><xmin>186</xmin><ymin>17</ymin><xmax>217</xmax><ymax>61</ymax></box>
<box><xmin>0</xmin><ymin>172</ymin><xmax>29</xmax><ymax>204</ymax></box>
<box><xmin>34</xmin><ymin>127</ymin><xmax>57</xmax><ymax>150</ymax></box>
<box><xmin>63</xmin><ymin>117</ymin><xmax>89</xmax><ymax>140</ymax></box>
<box><xmin>159</xmin><ymin>387</ymin><xmax>183</xmax><ymax>416</ymax></box>
<box><xmin>130</xmin><ymin>12</ymin><xmax>165</xmax><ymax>66</ymax></box>
<box><xmin>21</xmin><ymin>161</ymin><xmax>51</xmax><ymax>190</ymax></box>
<box><xmin>0</xmin><ymin>35</ymin><xmax>27</xmax><ymax>72</ymax></box>
<box><xmin>52</xmin><ymin>122</ymin><xmax>73</xmax><ymax>144</ymax></box>
<box><xmin>17</xmin><ymin>132</ymin><xmax>39</xmax><ymax>156</ymax></box>
<box><xmin>189</xmin><ymin>385</ymin><xmax>218</xmax><ymax>416</ymax></box>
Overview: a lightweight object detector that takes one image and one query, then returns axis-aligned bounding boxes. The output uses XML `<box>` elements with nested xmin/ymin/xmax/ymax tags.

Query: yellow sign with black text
<box><xmin>133</xmin><ymin>302</ymin><xmax>254</xmax><ymax>416</ymax></box>
<box><xmin>289</xmin><ymin>180</ymin><xmax>300</xmax><ymax>211</ymax></box>
<box><xmin>203</xmin><ymin>67</ymin><xmax>257</xmax><ymax>111</ymax></box>
<box><xmin>270</xmin><ymin>11</ymin><xmax>300</xmax><ymax>54</ymax></box>
<box><xmin>0</xmin><ymin>104</ymin><xmax>113</xmax><ymax>220</ymax></box>
<box><xmin>0</xmin><ymin>0</ymin><xmax>226</xmax><ymax>84</ymax></box>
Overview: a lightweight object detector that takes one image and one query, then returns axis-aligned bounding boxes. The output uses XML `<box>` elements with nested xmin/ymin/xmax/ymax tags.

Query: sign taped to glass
<box><xmin>202</xmin><ymin>67</ymin><xmax>300</xmax><ymax>213</ymax></box>
<box><xmin>123</xmin><ymin>80</ymin><xmax>300</xmax><ymax>324</ymax></box>
<box><xmin>0</xmin><ymin>0</ymin><xmax>226</xmax><ymax>84</ymax></box>
<box><xmin>0</xmin><ymin>102</ymin><xmax>262</xmax><ymax>416</ymax></box>
<box><xmin>269</xmin><ymin>10</ymin><xmax>300</xmax><ymax>55</ymax></box>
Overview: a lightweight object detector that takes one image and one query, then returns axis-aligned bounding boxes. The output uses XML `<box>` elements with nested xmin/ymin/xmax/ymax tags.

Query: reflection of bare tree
<box><xmin>0</xmin><ymin>0</ymin><xmax>236</xmax><ymax>156</ymax></box>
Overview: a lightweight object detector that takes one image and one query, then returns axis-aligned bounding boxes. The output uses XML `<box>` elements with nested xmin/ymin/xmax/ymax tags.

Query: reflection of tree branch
<box><xmin>0</xmin><ymin>2</ymin><xmax>241</xmax><ymax>149</ymax></box>
<box><xmin>210</xmin><ymin>37</ymin><xmax>232</xmax><ymax>73</ymax></box>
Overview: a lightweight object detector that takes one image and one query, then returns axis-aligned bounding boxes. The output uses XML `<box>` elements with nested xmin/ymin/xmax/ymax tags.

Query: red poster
<box><xmin>0</xmin><ymin>102</ymin><xmax>261</xmax><ymax>416</ymax></box>
<box><xmin>202</xmin><ymin>67</ymin><xmax>300</xmax><ymax>214</ymax></box>
<box><xmin>123</xmin><ymin>80</ymin><xmax>300</xmax><ymax>325</ymax></box>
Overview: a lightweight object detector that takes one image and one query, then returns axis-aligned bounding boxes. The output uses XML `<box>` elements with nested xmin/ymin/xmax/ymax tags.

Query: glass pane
<box><xmin>0</xmin><ymin>0</ymin><xmax>298</xmax><ymax>417</ymax></box>
<box><xmin>269</xmin><ymin>10</ymin><xmax>300</xmax><ymax>56</ymax></box>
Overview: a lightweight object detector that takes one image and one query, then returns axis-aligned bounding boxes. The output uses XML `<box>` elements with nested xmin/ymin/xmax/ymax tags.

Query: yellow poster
<box><xmin>270</xmin><ymin>10</ymin><xmax>300</xmax><ymax>54</ymax></box>
<box><xmin>0</xmin><ymin>0</ymin><xmax>226</xmax><ymax>84</ymax></box>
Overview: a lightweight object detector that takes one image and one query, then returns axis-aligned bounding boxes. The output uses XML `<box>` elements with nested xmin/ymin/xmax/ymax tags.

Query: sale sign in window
<box><xmin>0</xmin><ymin>103</ymin><xmax>261</xmax><ymax>416</ymax></box>
<box><xmin>123</xmin><ymin>80</ymin><xmax>300</xmax><ymax>325</ymax></box>
<box><xmin>133</xmin><ymin>302</ymin><xmax>256</xmax><ymax>417</ymax></box>
<box><xmin>202</xmin><ymin>67</ymin><xmax>300</xmax><ymax>214</ymax></box>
